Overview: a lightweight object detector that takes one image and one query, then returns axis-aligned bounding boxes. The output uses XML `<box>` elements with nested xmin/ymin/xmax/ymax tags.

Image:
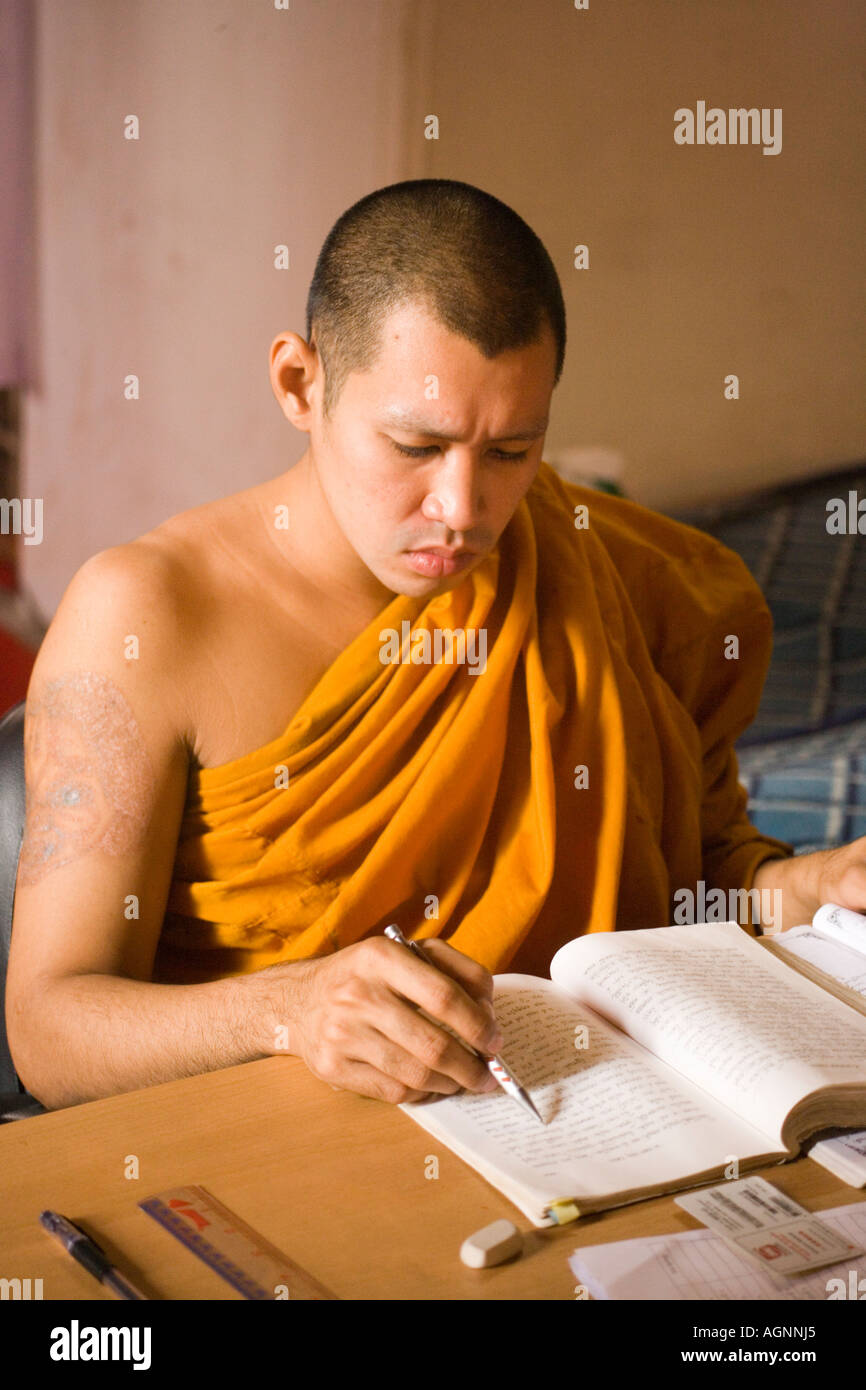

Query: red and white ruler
<box><xmin>139</xmin><ymin>1184</ymin><xmax>338</xmax><ymax>1300</ymax></box>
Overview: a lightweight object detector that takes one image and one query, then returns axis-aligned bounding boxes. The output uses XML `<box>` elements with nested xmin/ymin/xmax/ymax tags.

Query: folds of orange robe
<box><xmin>154</xmin><ymin>461</ymin><xmax>794</xmax><ymax>984</ymax></box>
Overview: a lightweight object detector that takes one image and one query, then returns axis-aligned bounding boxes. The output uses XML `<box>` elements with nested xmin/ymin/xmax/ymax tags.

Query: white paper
<box><xmin>569</xmin><ymin>1201</ymin><xmax>866</xmax><ymax>1300</ymax></box>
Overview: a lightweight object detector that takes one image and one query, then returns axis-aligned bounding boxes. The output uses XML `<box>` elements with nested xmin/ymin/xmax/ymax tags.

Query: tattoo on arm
<box><xmin>17</xmin><ymin>670</ymin><xmax>158</xmax><ymax>887</ymax></box>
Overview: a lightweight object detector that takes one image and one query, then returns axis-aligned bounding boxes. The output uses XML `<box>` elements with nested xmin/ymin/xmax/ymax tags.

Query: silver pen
<box><xmin>384</xmin><ymin>924</ymin><xmax>546</xmax><ymax>1124</ymax></box>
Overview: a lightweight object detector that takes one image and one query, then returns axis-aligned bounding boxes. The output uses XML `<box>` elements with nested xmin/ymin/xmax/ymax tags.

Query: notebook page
<box><xmin>569</xmin><ymin>1201</ymin><xmax>866</xmax><ymax>1300</ymax></box>
<box><xmin>550</xmin><ymin>922</ymin><xmax>866</xmax><ymax>1144</ymax></box>
<box><xmin>401</xmin><ymin>978</ymin><xmax>781</xmax><ymax>1212</ymax></box>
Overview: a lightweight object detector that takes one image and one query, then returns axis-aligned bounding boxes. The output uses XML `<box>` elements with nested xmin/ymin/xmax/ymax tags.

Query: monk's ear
<box><xmin>269</xmin><ymin>332</ymin><xmax>318</xmax><ymax>431</ymax></box>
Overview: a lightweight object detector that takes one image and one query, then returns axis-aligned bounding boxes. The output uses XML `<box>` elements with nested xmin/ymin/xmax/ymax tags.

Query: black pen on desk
<box><xmin>384</xmin><ymin>924</ymin><xmax>546</xmax><ymax>1125</ymax></box>
<box><xmin>40</xmin><ymin>1210</ymin><xmax>149</xmax><ymax>1300</ymax></box>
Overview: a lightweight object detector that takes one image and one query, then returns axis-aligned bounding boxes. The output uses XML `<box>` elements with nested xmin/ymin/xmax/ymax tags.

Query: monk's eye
<box><xmin>392</xmin><ymin>443</ymin><xmax>437</xmax><ymax>458</ymax></box>
<box><xmin>390</xmin><ymin>442</ymin><xmax>530</xmax><ymax>461</ymax></box>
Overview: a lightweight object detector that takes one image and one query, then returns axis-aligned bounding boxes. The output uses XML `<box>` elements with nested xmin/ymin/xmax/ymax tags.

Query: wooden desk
<box><xmin>1</xmin><ymin>1055</ymin><xmax>863</xmax><ymax>1300</ymax></box>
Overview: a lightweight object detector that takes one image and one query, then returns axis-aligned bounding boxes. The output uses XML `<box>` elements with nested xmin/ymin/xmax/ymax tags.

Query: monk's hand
<box><xmin>267</xmin><ymin>937</ymin><xmax>504</xmax><ymax>1104</ymax></box>
<box><xmin>812</xmin><ymin>835</ymin><xmax>866</xmax><ymax>913</ymax></box>
<box><xmin>754</xmin><ymin>834</ymin><xmax>866</xmax><ymax>932</ymax></box>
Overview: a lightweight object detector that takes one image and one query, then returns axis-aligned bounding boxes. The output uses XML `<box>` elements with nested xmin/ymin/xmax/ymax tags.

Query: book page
<box><xmin>808</xmin><ymin>1129</ymin><xmax>866</xmax><ymax>1186</ymax></box>
<box><xmin>768</xmin><ymin>925</ymin><xmax>866</xmax><ymax>996</ymax></box>
<box><xmin>549</xmin><ymin>922</ymin><xmax>866</xmax><ymax>1144</ymax></box>
<box><xmin>401</xmin><ymin>977</ymin><xmax>782</xmax><ymax>1214</ymax></box>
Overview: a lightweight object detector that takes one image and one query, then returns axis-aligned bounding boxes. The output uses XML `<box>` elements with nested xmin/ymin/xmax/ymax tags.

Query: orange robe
<box><xmin>154</xmin><ymin>461</ymin><xmax>794</xmax><ymax>984</ymax></box>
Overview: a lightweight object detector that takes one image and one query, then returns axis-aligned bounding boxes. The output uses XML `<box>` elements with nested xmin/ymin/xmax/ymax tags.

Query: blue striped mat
<box><xmin>670</xmin><ymin>464</ymin><xmax>866</xmax><ymax>852</ymax></box>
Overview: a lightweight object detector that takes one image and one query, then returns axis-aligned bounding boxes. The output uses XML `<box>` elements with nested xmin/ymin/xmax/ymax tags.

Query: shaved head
<box><xmin>305</xmin><ymin>179</ymin><xmax>566</xmax><ymax>418</ymax></box>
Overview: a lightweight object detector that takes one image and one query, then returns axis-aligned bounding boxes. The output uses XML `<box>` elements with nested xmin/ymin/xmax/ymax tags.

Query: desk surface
<box><xmin>1</xmin><ymin>1056</ymin><xmax>863</xmax><ymax>1300</ymax></box>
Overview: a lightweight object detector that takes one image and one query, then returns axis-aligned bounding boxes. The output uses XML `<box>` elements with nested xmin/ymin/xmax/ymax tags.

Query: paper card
<box><xmin>674</xmin><ymin>1176</ymin><xmax>862</xmax><ymax>1276</ymax></box>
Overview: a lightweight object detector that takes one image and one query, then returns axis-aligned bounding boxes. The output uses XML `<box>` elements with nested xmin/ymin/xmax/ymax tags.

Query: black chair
<box><xmin>0</xmin><ymin>699</ymin><xmax>47</xmax><ymax>1120</ymax></box>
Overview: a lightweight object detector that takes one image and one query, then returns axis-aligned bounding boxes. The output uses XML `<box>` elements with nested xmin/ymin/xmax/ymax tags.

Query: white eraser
<box><xmin>459</xmin><ymin>1219</ymin><xmax>522</xmax><ymax>1268</ymax></box>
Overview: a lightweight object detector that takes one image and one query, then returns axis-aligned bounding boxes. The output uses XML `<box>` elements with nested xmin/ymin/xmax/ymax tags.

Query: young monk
<box><xmin>7</xmin><ymin>179</ymin><xmax>864</xmax><ymax>1110</ymax></box>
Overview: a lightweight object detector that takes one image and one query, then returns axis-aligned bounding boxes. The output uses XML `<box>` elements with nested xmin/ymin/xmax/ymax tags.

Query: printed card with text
<box><xmin>675</xmin><ymin>1176</ymin><xmax>863</xmax><ymax>1277</ymax></box>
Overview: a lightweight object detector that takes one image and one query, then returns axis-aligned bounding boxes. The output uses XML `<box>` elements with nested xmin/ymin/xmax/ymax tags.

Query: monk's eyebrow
<box><xmin>379</xmin><ymin>408</ymin><xmax>549</xmax><ymax>443</ymax></box>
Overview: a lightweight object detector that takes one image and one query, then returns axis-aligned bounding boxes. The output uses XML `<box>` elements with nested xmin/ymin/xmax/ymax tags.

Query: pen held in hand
<box><xmin>384</xmin><ymin>924</ymin><xmax>547</xmax><ymax>1124</ymax></box>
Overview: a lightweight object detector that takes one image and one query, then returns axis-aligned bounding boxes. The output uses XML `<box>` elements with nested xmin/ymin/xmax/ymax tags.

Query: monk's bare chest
<box><xmin>184</xmin><ymin>558</ymin><xmax>391</xmax><ymax>778</ymax></box>
<box><xmin>156</xmin><ymin>489</ymin><xmax>392</xmax><ymax>773</ymax></box>
<box><xmin>187</xmin><ymin>591</ymin><xmax>383</xmax><ymax>772</ymax></box>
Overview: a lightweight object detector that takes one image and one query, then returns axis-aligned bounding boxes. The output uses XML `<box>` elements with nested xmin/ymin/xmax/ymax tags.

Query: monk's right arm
<box><xmin>10</xmin><ymin>942</ymin><xmax>501</xmax><ymax>1111</ymax></box>
<box><xmin>9</xmin><ymin>970</ymin><xmax>280</xmax><ymax>1110</ymax></box>
<box><xmin>5</xmin><ymin>542</ymin><xmax>230</xmax><ymax>1109</ymax></box>
<box><xmin>6</xmin><ymin>548</ymin><xmax>500</xmax><ymax>1109</ymax></box>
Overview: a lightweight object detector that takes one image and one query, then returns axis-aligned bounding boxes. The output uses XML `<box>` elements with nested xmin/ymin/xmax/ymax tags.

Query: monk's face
<box><xmin>312</xmin><ymin>298</ymin><xmax>558</xmax><ymax>597</ymax></box>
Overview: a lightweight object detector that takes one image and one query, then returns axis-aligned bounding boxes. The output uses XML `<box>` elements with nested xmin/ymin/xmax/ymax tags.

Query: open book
<box><xmin>761</xmin><ymin>903</ymin><xmax>866</xmax><ymax>1014</ymax></box>
<box><xmin>764</xmin><ymin>905</ymin><xmax>866</xmax><ymax>1186</ymax></box>
<box><xmin>399</xmin><ymin>919</ymin><xmax>866</xmax><ymax>1226</ymax></box>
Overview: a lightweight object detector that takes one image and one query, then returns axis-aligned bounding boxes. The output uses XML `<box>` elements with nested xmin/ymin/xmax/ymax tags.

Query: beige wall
<box><xmin>21</xmin><ymin>0</ymin><xmax>865</xmax><ymax>615</ymax></box>
<box><xmin>22</xmin><ymin>0</ymin><xmax>414</xmax><ymax>614</ymax></box>
<box><xmin>402</xmin><ymin>0</ymin><xmax>865</xmax><ymax>511</ymax></box>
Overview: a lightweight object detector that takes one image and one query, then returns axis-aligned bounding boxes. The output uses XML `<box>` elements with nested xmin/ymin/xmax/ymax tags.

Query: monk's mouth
<box><xmin>403</xmin><ymin>550</ymin><xmax>477</xmax><ymax>578</ymax></box>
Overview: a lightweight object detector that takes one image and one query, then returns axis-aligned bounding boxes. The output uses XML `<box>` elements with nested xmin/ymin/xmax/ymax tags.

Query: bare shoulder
<box><xmin>134</xmin><ymin>480</ymin><xmax>270</xmax><ymax>605</ymax></box>
<box><xmin>27</xmin><ymin>479</ymin><xmax>295</xmax><ymax>776</ymax></box>
<box><xmin>29</xmin><ymin>527</ymin><xmax>207</xmax><ymax>765</ymax></box>
<box><xmin>42</xmin><ymin>537</ymin><xmax>192</xmax><ymax>668</ymax></box>
<box><xmin>15</xmin><ymin>537</ymin><xmax>198</xmax><ymax>895</ymax></box>
<box><xmin>60</xmin><ymin>533</ymin><xmax>189</xmax><ymax>617</ymax></box>
<box><xmin>48</xmin><ymin>482</ymin><xmax>262</xmax><ymax>663</ymax></box>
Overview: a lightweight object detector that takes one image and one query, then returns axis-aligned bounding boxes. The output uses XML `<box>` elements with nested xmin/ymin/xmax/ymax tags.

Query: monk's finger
<box><xmin>312</xmin><ymin>1055</ymin><xmax>455</xmax><ymax>1106</ymax></box>
<box><xmin>371</xmin><ymin>939</ymin><xmax>501</xmax><ymax>1057</ymax></box>
<box><xmin>355</xmin><ymin>993</ymin><xmax>499</xmax><ymax>1093</ymax></box>
<box><xmin>417</xmin><ymin>938</ymin><xmax>496</xmax><ymax>1004</ymax></box>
